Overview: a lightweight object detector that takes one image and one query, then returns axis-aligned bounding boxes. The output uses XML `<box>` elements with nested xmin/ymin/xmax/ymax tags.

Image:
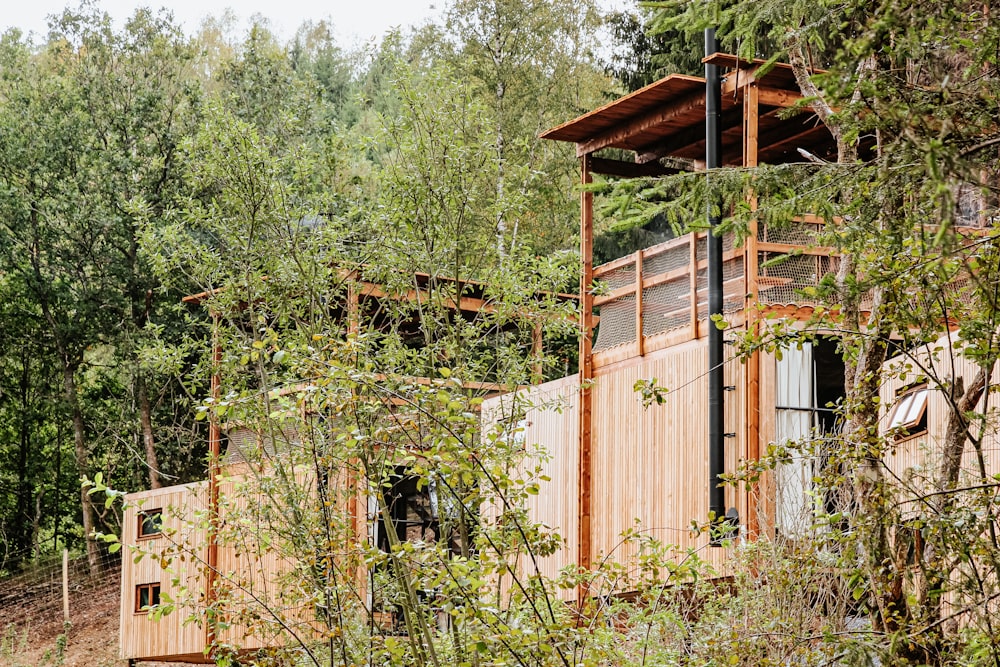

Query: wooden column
<box><xmin>344</xmin><ymin>274</ymin><xmax>367</xmax><ymax>596</ymax></box>
<box><xmin>689</xmin><ymin>233</ymin><xmax>699</xmax><ymax>339</ymax></box>
<box><xmin>743</xmin><ymin>83</ymin><xmax>762</xmax><ymax>539</ymax></box>
<box><xmin>205</xmin><ymin>313</ymin><xmax>222</xmax><ymax>653</ymax></box>
<box><xmin>347</xmin><ymin>278</ymin><xmax>360</xmax><ymax>337</ymax></box>
<box><xmin>578</xmin><ymin>153</ymin><xmax>594</xmax><ymax>600</ymax></box>
<box><xmin>635</xmin><ymin>249</ymin><xmax>645</xmax><ymax>356</ymax></box>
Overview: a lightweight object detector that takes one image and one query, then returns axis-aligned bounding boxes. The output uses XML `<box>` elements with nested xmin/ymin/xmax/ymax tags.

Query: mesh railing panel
<box><xmin>643</xmin><ymin>280</ymin><xmax>691</xmax><ymax>337</ymax></box>
<box><xmin>598</xmin><ymin>264</ymin><xmax>636</xmax><ymax>290</ymax></box>
<box><xmin>589</xmin><ymin>227</ymin><xmax>839</xmax><ymax>355</ymax></box>
<box><xmin>592</xmin><ymin>263</ymin><xmax>638</xmax><ymax>352</ymax></box>
<box><xmin>759</xmin><ymin>223</ymin><xmax>823</xmax><ymax>246</ymax></box>
<box><xmin>643</xmin><ymin>243</ymin><xmax>690</xmax><ymax>276</ymax></box>
<box><xmin>593</xmin><ymin>294</ymin><xmax>637</xmax><ymax>351</ymax></box>
<box><xmin>724</xmin><ymin>257</ymin><xmax>746</xmax><ymax>314</ymax></box>
<box><xmin>758</xmin><ymin>252</ymin><xmax>827</xmax><ymax>305</ymax></box>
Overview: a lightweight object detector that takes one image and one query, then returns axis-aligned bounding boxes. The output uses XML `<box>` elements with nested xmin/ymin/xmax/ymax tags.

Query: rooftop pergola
<box><xmin>543</xmin><ymin>52</ymin><xmax>838</xmax><ymax>175</ymax></box>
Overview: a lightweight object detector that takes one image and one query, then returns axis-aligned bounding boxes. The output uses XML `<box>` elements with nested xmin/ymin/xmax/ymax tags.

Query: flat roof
<box><xmin>542</xmin><ymin>52</ymin><xmax>839</xmax><ymax>167</ymax></box>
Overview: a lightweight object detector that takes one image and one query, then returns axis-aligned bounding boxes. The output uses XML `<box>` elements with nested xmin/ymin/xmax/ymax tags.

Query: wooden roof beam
<box><xmin>635</xmin><ymin>107</ymin><xmax>743</xmax><ymax>164</ymax></box>
<box><xmin>721</xmin><ymin>66</ymin><xmax>761</xmax><ymax>98</ymax></box>
<box><xmin>723</xmin><ymin>75</ymin><xmax>811</xmax><ymax>110</ymax></box>
<box><xmin>589</xmin><ymin>156</ymin><xmax>683</xmax><ymax>178</ymax></box>
<box><xmin>756</xmin><ymin>123</ymin><xmax>830</xmax><ymax>160</ymax></box>
<box><xmin>574</xmin><ymin>91</ymin><xmax>706</xmax><ymax>157</ymax></box>
<box><xmin>757</xmin><ymin>87</ymin><xmax>809</xmax><ymax>109</ymax></box>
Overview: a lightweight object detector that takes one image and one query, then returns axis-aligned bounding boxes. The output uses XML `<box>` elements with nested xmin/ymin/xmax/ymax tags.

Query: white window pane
<box><xmin>902</xmin><ymin>389</ymin><xmax>928</xmax><ymax>427</ymax></box>
<box><xmin>889</xmin><ymin>393</ymin><xmax>914</xmax><ymax>429</ymax></box>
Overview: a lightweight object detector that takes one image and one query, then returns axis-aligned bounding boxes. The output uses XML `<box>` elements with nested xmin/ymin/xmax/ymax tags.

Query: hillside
<box><xmin>1</xmin><ymin>553</ymin><xmax>126</xmax><ymax>667</ymax></box>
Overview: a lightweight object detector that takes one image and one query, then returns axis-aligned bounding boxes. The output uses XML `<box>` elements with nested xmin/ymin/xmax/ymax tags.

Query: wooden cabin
<box><xmin>480</xmin><ymin>53</ymin><xmax>857</xmax><ymax>582</ymax></box>
<box><xmin>120</xmin><ymin>52</ymin><xmax>988</xmax><ymax>663</ymax></box>
<box><xmin>118</xmin><ymin>271</ymin><xmax>542</xmax><ymax>664</ymax></box>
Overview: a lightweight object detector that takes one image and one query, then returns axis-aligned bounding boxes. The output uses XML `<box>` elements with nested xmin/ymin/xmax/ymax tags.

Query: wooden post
<box><xmin>62</xmin><ymin>549</ymin><xmax>69</xmax><ymax>622</ymax></box>
<box><xmin>635</xmin><ymin>249</ymin><xmax>645</xmax><ymax>356</ymax></box>
<box><xmin>206</xmin><ymin>313</ymin><xmax>222</xmax><ymax>653</ymax></box>
<box><xmin>347</xmin><ymin>275</ymin><xmax>360</xmax><ymax>337</ymax></box>
<box><xmin>689</xmin><ymin>233</ymin><xmax>699</xmax><ymax>339</ymax></box>
<box><xmin>578</xmin><ymin>153</ymin><xmax>594</xmax><ymax>602</ymax></box>
<box><xmin>744</xmin><ymin>82</ymin><xmax>762</xmax><ymax>539</ymax></box>
<box><xmin>347</xmin><ymin>275</ymin><xmax>366</xmax><ymax>601</ymax></box>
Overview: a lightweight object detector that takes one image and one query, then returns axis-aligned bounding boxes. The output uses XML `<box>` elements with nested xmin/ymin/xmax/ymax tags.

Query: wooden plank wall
<box><xmin>590</xmin><ymin>338</ymin><xmax>740</xmax><ymax>579</ymax></box>
<box><xmin>485</xmin><ymin>338</ymin><xmax>747</xmax><ymax>591</ymax></box>
<box><xmin>120</xmin><ymin>482</ymin><xmax>211</xmax><ymax>662</ymax></box>
<box><xmin>755</xmin><ymin>348</ymin><xmax>778</xmax><ymax>537</ymax></box>
<box><xmin>482</xmin><ymin>375</ymin><xmax>580</xmax><ymax>587</ymax></box>
<box><xmin>878</xmin><ymin>335</ymin><xmax>1000</xmax><ymax>625</ymax></box>
<box><xmin>213</xmin><ymin>466</ymin><xmax>318</xmax><ymax>651</ymax></box>
<box><xmin>121</xmin><ymin>467</ymin><xmax>328</xmax><ymax>661</ymax></box>
<box><xmin>523</xmin><ymin>376</ymin><xmax>580</xmax><ymax>582</ymax></box>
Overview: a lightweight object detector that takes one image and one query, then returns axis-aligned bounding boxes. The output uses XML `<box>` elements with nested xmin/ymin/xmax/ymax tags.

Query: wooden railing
<box><xmin>590</xmin><ymin>219</ymin><xmax>835</xmax><ymax>368</ymax></box>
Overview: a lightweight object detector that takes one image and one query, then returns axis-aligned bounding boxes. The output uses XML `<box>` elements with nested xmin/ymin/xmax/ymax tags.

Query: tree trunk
<box><xmin>62</xmin><ymin>362</ymin><xmax>101</xmax><ymax>575</ymax></box>
<box><xmin>11</xmin><ymin>349</ymin><xmax>34</xmax><ymax>568</ymax></box>
<box><xmin>137</xmin><ymin>374</ymin><xmax>161</xmax><ymax>489</ymax></box>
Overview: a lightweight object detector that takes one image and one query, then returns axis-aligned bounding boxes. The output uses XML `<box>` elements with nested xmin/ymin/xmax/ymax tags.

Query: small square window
<box><xmin>888</xmin><ymin>386</ymin><xmax>929</xmax><ymax>438</ymax></box>
<box><xmin>138</xmin><ymin>509</ymin><xmax>163</xmax><ymax>539</ymax></box>
<box><xmin>135</xmin><ymin>583</ymin><xmax>160</xmax><ymax>613</ymax></box>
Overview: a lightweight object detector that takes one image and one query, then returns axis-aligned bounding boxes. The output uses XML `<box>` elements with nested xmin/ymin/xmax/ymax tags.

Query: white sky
<box><xmin>1</xmin><ymin>0</ymin><xmax>446</xmax><ymax>45</ymax></box>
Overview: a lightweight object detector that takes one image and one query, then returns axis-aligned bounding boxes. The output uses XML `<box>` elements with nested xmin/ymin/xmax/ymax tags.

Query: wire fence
<box><xmin>0</xmin><ymin>549</ymin><xmax>121</xmax><ymax>641</ymax></box>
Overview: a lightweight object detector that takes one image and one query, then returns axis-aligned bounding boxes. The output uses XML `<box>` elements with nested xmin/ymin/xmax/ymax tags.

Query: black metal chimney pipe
<box><xmin>705</xmin><ymin>28</ymin><xmax>726</xmax><ymax>542</ymax></box>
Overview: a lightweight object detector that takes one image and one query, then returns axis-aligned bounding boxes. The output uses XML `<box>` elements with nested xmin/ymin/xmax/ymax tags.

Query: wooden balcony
<box><xmin>589</xmin><ymin>217</ymin><xmax>836</xmax><ymax>369</ymax></box>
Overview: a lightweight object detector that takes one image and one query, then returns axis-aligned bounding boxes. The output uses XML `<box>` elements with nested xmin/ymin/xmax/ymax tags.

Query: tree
<box><xmin>0</xmin><ymin>5</ymin><xmax>204</xmax><ymax>571</ymax></box>
<box><xmin>603</xmin><ymin>3</ymin><xmax>704</xmax><ymax>91</ymax></box>
<box><xmin>415</xmin><ymin>0</ymin><xmax>612</xmax><ymax>256</ymax></box>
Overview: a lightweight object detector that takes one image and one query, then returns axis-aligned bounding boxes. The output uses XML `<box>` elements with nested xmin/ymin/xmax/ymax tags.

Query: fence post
<box><xmin>62</xmin><ymin>549</ymin><xmax>69</xmax><ymax>622</ymax></box>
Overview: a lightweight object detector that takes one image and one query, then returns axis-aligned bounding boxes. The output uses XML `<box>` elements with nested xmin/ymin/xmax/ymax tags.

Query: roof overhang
<box><xmin>542</xmin><ymin>52</ymin><xmax>839</xmax><ymax>169</ymax></box>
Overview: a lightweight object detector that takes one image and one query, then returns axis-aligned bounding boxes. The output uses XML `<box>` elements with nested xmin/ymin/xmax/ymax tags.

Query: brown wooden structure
<box><xmin>122</xmin><ymin>53</ymin><xmax>958</xmax><ymax>662</ymax></box>
<box><xmin>120</xmin><ymin>271</ymin><xmax>545</xmax><ymax>664</ymax></box>
<box><xmin>482</xmin><ymin>53</ymin><xmax>851</xmax><ymax>582</ymax></box>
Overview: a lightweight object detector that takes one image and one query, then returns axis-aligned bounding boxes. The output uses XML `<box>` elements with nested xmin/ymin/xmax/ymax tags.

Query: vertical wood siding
<box><xmin>881</xmin><ymin>340</ymin><xmax>1000</xmax><ymax>492</ymax></box>
<box><xmin>484</xmin><ymin>338</ymin><xmax>745</xmax><ymax>588</ymax></box>
<box><xmin>119</xmin><ymin>482</ymin><xmax>211</xmax><ymax>662</ymax></box>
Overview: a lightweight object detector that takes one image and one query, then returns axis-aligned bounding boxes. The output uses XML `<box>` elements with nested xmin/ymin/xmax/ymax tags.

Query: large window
<box><xmin>370</xmin><ymin>467</ymin><xmax>471</xmax><ymax>631</ymax></box>
<box><xmin>375</xmin><ymin>471</ymin><xmax>440</xmax><ymax>552</ymax></box>
<box><xmin>774</xmin><ymin>338</ymin><xmax>846</xmax><ymax>539</ymax></box>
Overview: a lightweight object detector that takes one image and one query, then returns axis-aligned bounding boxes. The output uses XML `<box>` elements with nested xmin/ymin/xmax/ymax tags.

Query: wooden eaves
<box><xmin>541</xmin><ymin>52</ymin><xmax>837</xmax><ymax>168</ymax></box>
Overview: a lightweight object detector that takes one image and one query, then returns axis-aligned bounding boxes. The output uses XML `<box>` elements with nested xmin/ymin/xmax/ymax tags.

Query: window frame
<box><xmin>134</xmin><ymin>582</ymin><xmax>161</xmax><ymax>613</ymax></box>
<box><xmin>888</xmin><ymin>384</ymin><xmax>930</xmax><ymax>439</ymax></box>
<box><xmin>137</xmin><ymin>508</ymin><xmax>163</xmax><ymax>540</ymax></box>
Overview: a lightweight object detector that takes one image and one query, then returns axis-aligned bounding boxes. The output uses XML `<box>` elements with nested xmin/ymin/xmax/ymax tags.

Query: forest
<box><xmin>4</xmin><ymin>0</ymin><xmax>1000</xmax><ymax>665</ymax></box>
<box><xmin>0</xmin><ymin>0</ymin><xmax>621</xmax><ymax>572</ymax></box>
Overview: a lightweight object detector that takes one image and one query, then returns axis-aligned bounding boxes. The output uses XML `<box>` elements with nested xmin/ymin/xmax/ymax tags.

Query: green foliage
<box><xmin>604</xmin><ymin>3</ymin><xmax>705</xmax><ymax>90</ymax></box>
